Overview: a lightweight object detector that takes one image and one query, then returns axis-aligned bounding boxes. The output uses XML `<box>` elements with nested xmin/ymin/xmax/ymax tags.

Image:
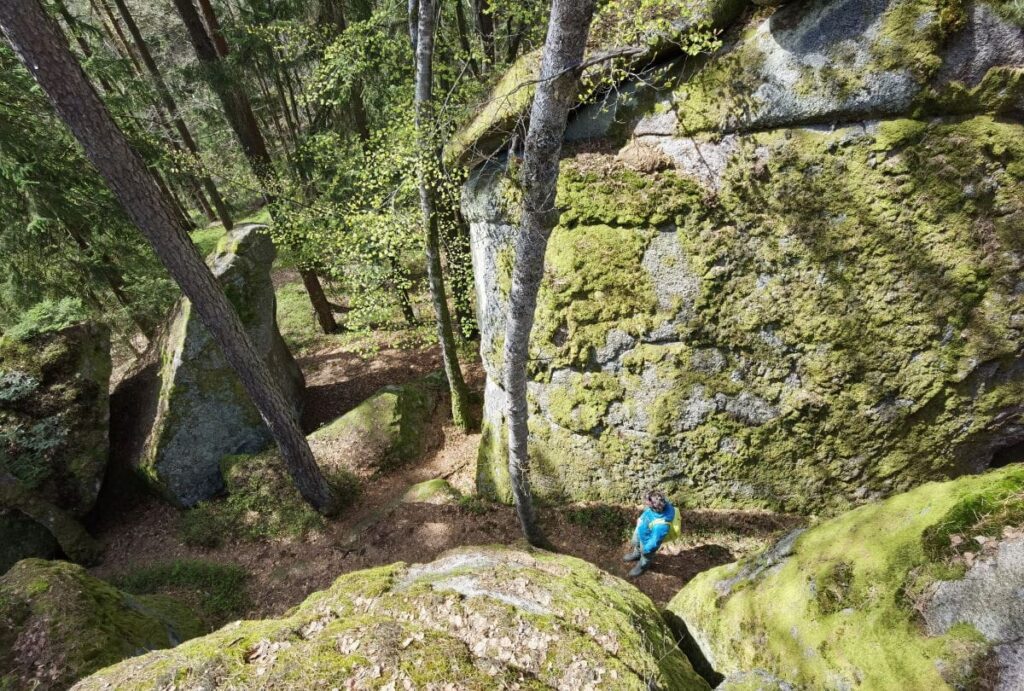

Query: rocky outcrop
<box><xmin>667</xmin><ymin>465</ymin><xmax>1024</xmax><ymax>690</ymax></box>
<box><xmin>0</xmin><ymin>559</ymin><xmax>202</xmax><ymax>690</ymax></box>
<box><xmin>465</xmin><ymin>0</ymin><xmax>1024</xmax><ymax>512</ymax></box>
<box><xmin>135</xmin><ymin>225</ymin><xmax>304</xmax><ymax>507</ymax></box>
<box><xmin>0</xmin><ymin>323</ymin><xmax>111</xmax><ymax>569</ymax></box>
<box><xmin>75</xmin><ymin>546</ymin><xmax>709</xmax><ymax>690</ymax></box>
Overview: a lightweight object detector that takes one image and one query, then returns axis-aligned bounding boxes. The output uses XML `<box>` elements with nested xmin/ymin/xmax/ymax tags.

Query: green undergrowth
<box><xmin>180</xmin><ymin>451</ymin><xmax>360</xmax><ymax>547</ymax></box>
<box><xmin>2</xmin><ymin>297</ymin><xmax>89</xmax><ymax>342</ymax></box>
<box><xmin>668</xmin><ymin>465</ymin><xmax>1024</xmax><ymax>689</ymax></box>
<box><xmin>114</xmin><ymin>559</ymin><xmax>249</xmax><ymax>627</ymax></box>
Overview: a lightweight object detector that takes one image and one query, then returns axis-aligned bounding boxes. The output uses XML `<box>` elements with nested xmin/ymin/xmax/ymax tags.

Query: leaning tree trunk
<box><xmin>111</xmin><ymin>0</ymin><xmax>233</xmax><ymax>230</ymax></box>
<box><xmin>502</xmin><ymin>0</ymin><xmax>596</xmax><ymax>546</ymax></box>
<box><xmin>171</xmin><ymin>0</ymin><xmax>339</xmax><ymax>333</ymax></box>
<box><xmin>0</xmin><ymin>0</ymin><xmax>341</xmax><ymax>515</ymax></box>
<box><xmin>413</xmin><ymin>0</ymin><xmax>473</xmax><ymax>432</ymax></box>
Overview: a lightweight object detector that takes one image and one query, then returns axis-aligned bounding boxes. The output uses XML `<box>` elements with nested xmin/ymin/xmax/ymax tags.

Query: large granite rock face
<box><xmin>0</xmin><ymin>559</ymin><xmax>202</xmax><ymax>690</ymax></box>
<box><xmin>75</xmin><ymin>546</ymin><xmax>709</xmax><ymax>690</ymax></box>
<box><xmin>0</xmin><ymin>323</ymin><xmax>111</xmax><ymax>569</ymax></box>
<box><xmin>667</xmin><ymin>465</ymin><xmax>1024</xmax><ymax>690</ymax></box>
<box><xmin>137</xmin><ymin>225</ymin><xmax>304</xmax><ymax>507</ymax></box>
<box><xmin>465</xmin><ymin>0</ymin><xmax>1024</xmax><ymax>512</ymax></box>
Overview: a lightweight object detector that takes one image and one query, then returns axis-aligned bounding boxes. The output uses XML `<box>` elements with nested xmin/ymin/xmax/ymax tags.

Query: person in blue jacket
<box><xmin>623</xmin><ymin>489</ymin><xmax>675</xmax><ymax>577</ymax></box>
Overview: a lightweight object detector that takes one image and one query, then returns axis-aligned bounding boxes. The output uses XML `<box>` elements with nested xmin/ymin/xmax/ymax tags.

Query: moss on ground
<box><xmin>0</xmin><ymin>559</ymin><xmax>202</xmax><ymax>690</ymax></box>
<box><xmin>76</xmin><ymin>546</ymin><xmax>709</xmax><ymax>690</ymax></box>
<box><xmin>180</xmin><ymin>449</ymin><xmax>359</xmax><ymax>546</ymax></box>
<box><xmin>113</xmin><ymin>559</ymin><xmax>249</xmax><ymax>628</ymax></box>
<box><xmin>668</xmin><ymin>465</ymin><xmax>1024</xmax><ymax>689</ymax></box>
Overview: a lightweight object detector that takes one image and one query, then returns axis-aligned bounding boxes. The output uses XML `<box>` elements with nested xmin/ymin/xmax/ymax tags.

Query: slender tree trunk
<box><xmin>454</xmin><ymin>0</ymin><xmax>480</xmax><ymax>77</ymax></box>
<box><xmin>91</xmin><ymin>0</ymin><xmax>140</xmax><ymax>71</ymax></box>
<box><xmin>0</xmin><ymin>0</ymin><xmax>341</xmax><ymax>515</ymax></box>
<box><xmin>111</xmin><ymin>0</ymin><xmax>233</xmax><ymax>229</ymax></box>
<box><xmin>195</xmin><ymin>0</ymin><xmax>229</xmax><ymax>57</ymax></box>
<box><xmin>502</xmin><ymin>0</ymin><xmax>596</xmax><ymax>546</ymax></box>
<box><xmin>474</xmin><ymin>0</ymin><xmax>495</xmax><ymax>65</ymax></box>
<box><xmin>170</xmin><ymin>0</ymin><xmax>339</xmax><ymax>333</ymax></box>
<box><xmin>153</xmin><ymin>167</ymin><xmax>195</xmax><ymax>232</ymax></box>
<box><xmin>300</xmin><ymin>269</ymin><xmax>339</xmax><ymax>334</ymax></box>
<box><xmin>413</xmin><ymin>0</ymin><xmax>473</xmax><ymax>432</ymax></box>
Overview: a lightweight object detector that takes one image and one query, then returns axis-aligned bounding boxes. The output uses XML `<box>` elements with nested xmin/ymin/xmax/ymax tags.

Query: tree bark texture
<box><xmin>502</xmin><ymin>0</ymin><xmax>596</xmax><ymax>546</ymax></box>
<box><xmin>111</xmin><ymin>0</ymin><xmax>233</xmax><ymax>229</ymax></box>
<box><xmin>0</xmin><ymin>0</ymin><xmax>340</xmax><ymax>515</ymax></box>
<box><xmin>413</xmin><ymin>0</ymin><xmax>473</xmax><ymax>432</ymax></box>
<box><xmin>171</xmin><ymin>0</ymin><xmax>272</xmax><ymax>180</ymax></box>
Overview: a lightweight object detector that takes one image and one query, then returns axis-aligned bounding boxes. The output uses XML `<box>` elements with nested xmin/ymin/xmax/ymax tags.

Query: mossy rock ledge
<box><xmin>74</xmin><ymin>546</ymin><xmax>709</xmax><ymax>690</ymax></box>
<box><xmin>134</xmin><ymin>225</ymin><xmax>304</xmax><ymax>507</ymax></box>
<box><xmin>0</xmin><ymin>558</ymin><xmax>202</xmax><ymax>690</ymax></box>
<box><xmin>667</xmin><ymin>465</ymin><xmax>1024</xmax><ymax>690</ymax></box>
<box><xmin>464</xmin><ymin>0</ymin><xmax>1024</xmax><ymax>512</ymax></box>
<box><xmin>0</xmin><ymin>322</ymin><xmax>111</xmax><ymax>570</ymax></box>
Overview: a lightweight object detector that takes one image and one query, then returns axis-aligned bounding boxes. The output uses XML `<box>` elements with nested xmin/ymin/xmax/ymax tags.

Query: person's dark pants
<box><xmin>624</xmin><ymin>533</ymin><xmax>654</xmax><ymax>575</ymax></box>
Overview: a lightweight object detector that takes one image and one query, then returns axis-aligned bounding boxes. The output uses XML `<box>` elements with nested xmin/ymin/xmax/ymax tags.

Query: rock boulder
<box><xmin>75</xmin><ymin>546</ymin><xmax>709</xmax><ymax>690</ymax></box>
<box><xmin>0</xmin><ymin>323</ymin><xmax>111</xmax><ymax>569</ymax></box>
<box><xmin>667</xmin><ymin>464</ymin><xmax>1024</xmax><ymax>689</ymax></box>
<box><xmin>136</xmin><ymin>225</ymin><xmax>304</xmax><ymax>507</ymax></box>
<box><xmin>465</xmin><ymin>0</ymin><xmax>1024</xmax><ymax>512</ymax></box>
<box><xmin>0</xmin><ymin>559</ymin><xmax>202</xmax><ymax>690</ymax></box>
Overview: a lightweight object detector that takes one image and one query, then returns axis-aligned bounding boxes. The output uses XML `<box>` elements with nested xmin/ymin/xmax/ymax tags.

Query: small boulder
<box><xmin>136</xmin><ymin>226</ymin><xmax>304</xmax><ymax>507</ymax></box>
<box><xmin>668</xmin><ymin>465</ymin><xmax>1024</xmax><ymax>690</ymax></box>
<box><xmin>74</xmin><ymin>546</ymin><xmax>709</xmax><ymax>690</ymax></box>
<box><xmin>401</xmin><ymin>478</ymin><xmax>460</xmax><ymax>504</ymax></box>
<box><xmin>309</xmin><ymin>371</ymin><xmax>445</xmax><ymax>473</ymax></box>
<box><xmin>0</xmin><ymin>559</ymin><xmax>202</xmax><ymax>690</ymax></box>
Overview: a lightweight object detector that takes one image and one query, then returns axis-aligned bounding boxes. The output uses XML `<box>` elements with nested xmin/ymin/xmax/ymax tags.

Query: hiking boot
<box><xmin>627</xmin><ymin>554</ymin><xmax>651</xmax><ymax>578</ymax></box>
<box><xmin>622</xmin><ymin>549</ymin><xmax>641</xmax><ymax>562</ymax></box>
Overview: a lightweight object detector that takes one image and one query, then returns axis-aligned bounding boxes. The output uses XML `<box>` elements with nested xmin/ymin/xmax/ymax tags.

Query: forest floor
<box><xmin>89</xmin><ymin>244</ymin><xmax>804</xmax><ymax>629</ymax></box>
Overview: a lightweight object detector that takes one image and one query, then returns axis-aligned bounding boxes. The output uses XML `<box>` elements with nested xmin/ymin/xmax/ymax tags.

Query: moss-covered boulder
<box><xmin>0</xmin><ymin>323</ymin><xmax>111</xmax><ymax>516</ymax></box>
<box><xmin>666</xmin><ymin>465</ymin><xmax>1024</xmax><ymax>689</ymax></box>
<box><xmin>75</xmin><ymin>546</ymin><xmax>709</xmax><ymax>690</ymax></box>
<box><xmin>465</xmin><ymin>0</ymin><xmax>1024</xmax><ymax>512</ymax></box>
<box><xmin>135</xmin><ymin>225</ymin><xmax>304</xmax><ymax>507</ymax></box>
<box><xmin>0</xmin><ymin>323</ymin><xmax>111</xmax><ymax>568</ymax></box>
<box><xmin>0</xmin><ymin>559</ymin><xmax>202</xmax><ymax>690</ymax></box>
<box><xmin>402</xmin><ymin>477</ymin><xmax>461</xmax><ymax>504</ymax></box>
<box><xmin>308</xmin><ymin>371</ymin><xmax>445</xmax><ymax>473</ymax></box>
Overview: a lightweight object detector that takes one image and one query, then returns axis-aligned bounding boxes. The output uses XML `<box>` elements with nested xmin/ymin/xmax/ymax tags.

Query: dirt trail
<box><xmin>91</xmin><ymin>339</ymin><xmax>802</xmax><ymax>620</ymax></box>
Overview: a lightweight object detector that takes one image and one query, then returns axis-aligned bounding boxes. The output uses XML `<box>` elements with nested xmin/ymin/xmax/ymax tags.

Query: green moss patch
<box><xmin>113</xmin><ymin>559</ymin><xmax>249</xmax><ymax>628</ymax></box>
<box><xmin>668</xmin><ymin>465</ymin><xmax>1024</xmax><ymax>689</ymax></box>
<box><xmin>1</xmin><ymin>559</ymin><xmax>201</xmax><ymax>690</ymax></box>
<box><xmin>76</xmin><ymin>547</ymin><xmax>710</xmax><ymax>690</ymax></box>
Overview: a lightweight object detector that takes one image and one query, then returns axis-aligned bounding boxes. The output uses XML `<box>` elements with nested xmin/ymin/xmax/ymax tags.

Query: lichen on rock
<box><xmin>465</xmin><ymin>0</ymin><xmax>1024</xmax><ymax>513</ymax></box>
<box><xmin>74</xmin><ymin>546</ymin><xmax>710</xmax><ymax>690</ymax></box>
<box><xmin>133</xmin><ymin>225</ymin><xmax>304</xmax><ymax>507</ymax></box>
<box><xmin>0</xmin><ymin>558</ymin><xmax>202</xmax><ymax>690</ymax></box>
<box><xmin>667</xmin><ymin>465</ymin><xmax>1024</xmax><ymax>690</ymax></box>
<box><xmin>0</xmin><ymin>322</ymin><xmax>111</xmax><ymax>568</ymax></box>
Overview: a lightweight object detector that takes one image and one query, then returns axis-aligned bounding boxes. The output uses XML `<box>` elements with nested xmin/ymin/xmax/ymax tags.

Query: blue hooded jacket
<box><xmin>635</xmin><ymin>502</ymin><xmax>675</xmax><ymax>554</ymax></box>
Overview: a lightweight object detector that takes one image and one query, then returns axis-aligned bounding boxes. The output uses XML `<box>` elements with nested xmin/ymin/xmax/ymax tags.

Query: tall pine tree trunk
<box><xmin>413</xmin><ymin>0</ymin><xmax>473</xmax><ymax>433</ymax></box>
<box><xmin>170</xmin><ymin>0</ymin><xmax>338</xmax><ymax>333</ymax></box>
<box><xmin>111</xmin><ymin>0</ymin><xmax>233</xmax><ymax>229</ymax></box>
<box><xmin>0</xmin><ymin>0</ymin><xmax>341</xmax><ymax>515</ymax></box>
<box><xmin>502</xmin><ymin>0</ymin><xmax>596</xmax><ymax>546</ymax></box>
